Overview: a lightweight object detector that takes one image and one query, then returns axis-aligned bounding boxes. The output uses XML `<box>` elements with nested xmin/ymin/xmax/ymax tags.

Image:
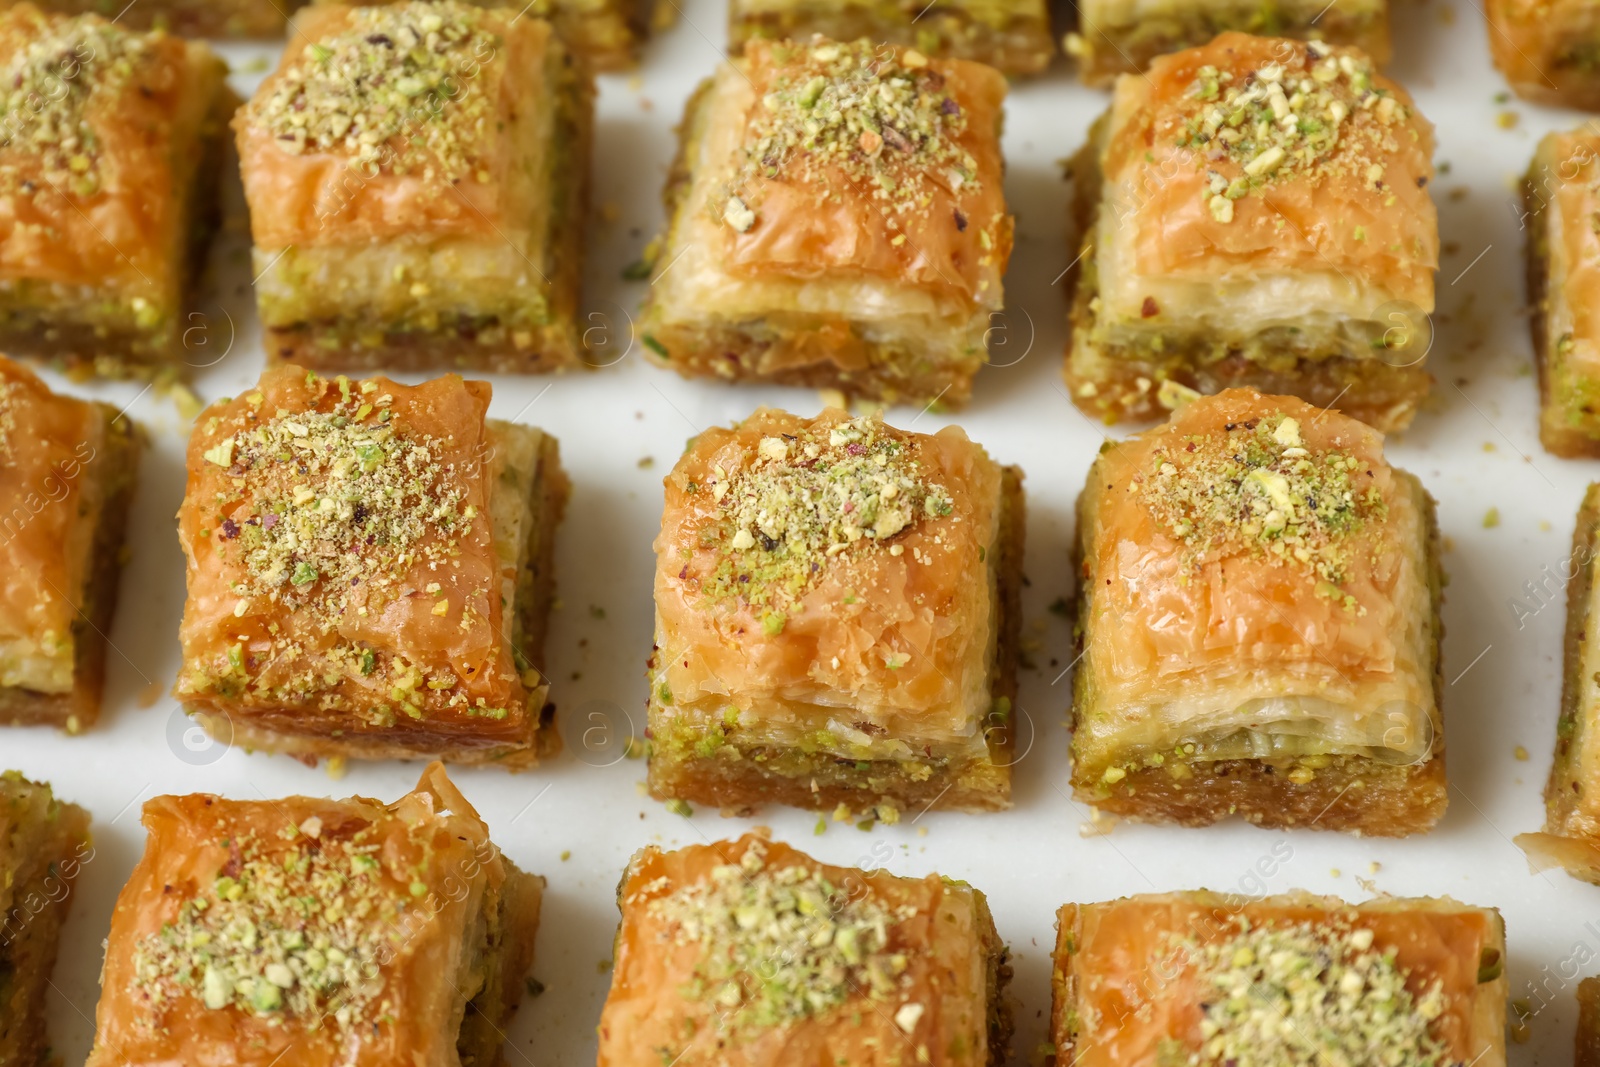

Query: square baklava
<box><xmin>728</xmin><ymin>0</ymin><xmax>1054</xmax><ymax>75</ymax></box>
<box><xmin>1065</xmin><ymin>33</ymin><xmax>1437</xmax><ymax>432</ymax></box>
<box><xmin>1067</xmin><ymin>0</ymin><xmax>1388</xmax><ymax>84</ymax></box>
<box><xmin>598</xmin><ymin>832</ymin><xmax>1011</xmax><ymax>1067</ymax></box>
<box><xmin>1050</xmin><ymin>891</ymin><xmax>1508</xmax><ymax>1067</ymax></box>
<box><xmin>1072</xmin><ymin>388</ymin><xmax>1446</xmax><ymax>836</ymax></box>
<box><xmin>0</xmin><ymin>0</ymin><xmax>307</xmax><ymax>36</ymax></box>
<box><xmin>1523</xmin><ymin>126</ymin><xmax>1600</xmax><ymax>457</ymax></box>
<box><xmin>0</xmin><ymin>772</ymin><xmax>91</xmax><ymax>1067</ymax></box>
<box><xmin>640</xmin><ymin>38</ymin><xmax>1013</xmax><ymax>410</ymax></box>
<box><xmin>235</xmin><ymin>1</ymin><xmax>594</xmax><ymax>374</ymax></box>
<box><xmin>1516</xmin><ymin>485</ymin><xmax>1600</xmax><ymax>880</ymax></box>
<box><xmin>647</xmin><ymin>406</ymin><xmax>1024</xmax><ymax>820</ymax></box>
<box><xmin>1488</xmin><ymin>0</ymin><xmax>1600</xmax><ymax>109</ymax></box>
<box><xmin>174</xmin><ymin>364</ymin><xmax>567</xmax><ymax>768</ymax></box>
<box><xmin>332</xmin><ymin>0</ymin><xmax>656</xmax><ymax>71</ymax></box>
<box><xmin>85</xmin><ymin>763</ymin><xmax>543</xmax><ymax>1067</ymax></box>
<box><xmin>0</xmin><ymin>5</ymin><xmax>230</xmax><ymax>377</ymax></box>
<box><xmin>0</xmin><ymin>355</ymin><xmax>141</xmax><ymax>734</ymax></box>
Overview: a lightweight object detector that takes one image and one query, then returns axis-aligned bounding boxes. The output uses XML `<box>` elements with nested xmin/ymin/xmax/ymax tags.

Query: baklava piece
<box><xmin>1580</xmin><ymin>976</ymin><xmax>1600</xmax><ymax>1067</ymax></box>
<box><xmin>0</xmin><ymin>356</ymin><xmax>141</xmax><ymax>733</ymax></box>
<box><xmin>648</xmin><ymin>406</ymin><xmax>1024</xmax><ymax>819</ymax></box>
<box><xmin>333</xmin><ymin>0</ymin><xmax>657</xmax><ymax>71</ymax></box>
<box><xmin>85</xmin><ymin>763</ymin><xmax>543</xmax><ymax>1067</ymax></box>
<box><xmin>235</xmin><ymin>1</ymin><xmax>594</xmax><ymax>373</ymax></box>
<box><xmin>0</xmin><ymin>772</ymin><xmax>91</xmax><ymax>1067</ymax></box>
<box><xmin>640</xmin><ymin>38</ymin><xmax>1013</xmax><ymax>409</ymax></box>
<box><xmin>1523</xmin><ymin>126</ymin><xmax>1600</xmax><ymax>457</ymax></box>
<box><xmin>728</xmin><ymin>0</ymin><xmax>1054</xmax><ymax>75</ymax></box>
<box><xmin>1067</xmin><ymin>0</ymin><xmax>1388</xmax><ymax>84</ymax></box>
<box><xmin>598</xmin><ymin>832</ymin><xmax>1011</xmax><ymax>1067</ymax></box>
<box><xmin>1072</xmin><ymin>388</ymin><xmax>1446</xmax><ymax>835</ymax></box>
<box><xmin>1050</xmin><ymin>891</ymin><xmax>1508</xmax><ymax>1067</ymax></box>
<box><xmin>1488</xmin><ymin>0</ymin><xmax>1600</xmax><ymax>109</ymax></box>
<box><xmin>174</xmin><ymin>364</ymin><xmax>567</xmax><ymax>768</ymax></box>
<box><xmin>1</xmin><ymin>0</ymin><xmax>307</xmax><ymax>36</ymax></box>
<box><xmin>0</xmin><ymin>5</ymin><xmax>230</xmax><ymax>376</ymax></box>
<box><xmin>1516</xmin><ymin>485</ymin><xmax>1600</xmax><ymax>880</ymax></box>
<box><xmin>1065</xmin><ymin>34</ymin><xmax>1437</xmax><ymax>431</ymax></box>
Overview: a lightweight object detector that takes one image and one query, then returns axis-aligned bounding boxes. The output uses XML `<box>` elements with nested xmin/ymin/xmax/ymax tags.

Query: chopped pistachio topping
<box><xmin>1179</xmin><ymin>44</ymin><xmax>1410</xmax><ymax>221</ymax></box>
<box><xmin>1182</xmin><ymin>918</ymin><xmax>1447</xmax><ymax>1067</ymax></box>
<box><xmin>247</xmin><ymin>2</ymin><xmax>500</xmax><ymax>181</ymax></box>
<box><xmin>694</xmin><ymin>416</ymin><xmax>950</xmax><ymax>611</ymax></box>
<box><xmin>1138</xmin><ymin>413</ymin><xmax>1386</xmax><ymax>600</ymax></box>
<box><xmin>646</xmin><ymin>841</ymin><xmax>914</xmax><ymax>1030</ymax></box>
<box><xmin>0</xmin><ymin>14</ymin><xmax>153</xmax><ymax>197</ymax></box>
<box><xmin>729</xmin><ymin>40</ymin><xmax>977</xmax><ymax>226</ymax></box>
<box><xmin>128</xmin><ymin>827</ymin><xmax>417</xmax><ymax>1029</ymax></box>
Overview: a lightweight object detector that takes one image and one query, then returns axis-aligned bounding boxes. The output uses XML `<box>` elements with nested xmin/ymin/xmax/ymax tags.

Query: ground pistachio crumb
<box><xmin>1483</xmin><ymin>508</ymin><xmax>1500</xmax><ymax>528</ymax></box>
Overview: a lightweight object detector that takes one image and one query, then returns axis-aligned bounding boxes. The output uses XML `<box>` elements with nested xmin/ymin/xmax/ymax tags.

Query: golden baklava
<box><xmin>1581</xmin><ymin>976</ymin><xmax>1600</xmax><ymax>1067</ymax></box>
<box><xmin>174</xmin><ymin>365</ymin><xmax>567</xmax><ymax>768</ymax></box>
<box><xmin>598</xmin><ymin>832</ymin><xmax>1011</xmax><ymax>1067</ymax></box>
<box><xmin>0</xmin><ymin>0</ymin><xmax>307</xmax><ymax>35</ymax></box>
<box><xmin>1065</xmin><ymin>33</ymin><xmax>1437</xmax><ymax>432</ymax></box>
<box><xmin>728</xmin><ymin>0</ymin><xmax>1054</xmax><ymax>75</ymax></box>
<box><xmin>85</xmin><ymin>763</ymin><xmax>543</xmax><ymax>1067</ymax></box>
<box><xmin>1488</xmin><ymin>0</ymin><xmax>1600</xmax><ymax>109</ymax></box>
<box><xmin>0</xmin><ymin>772</ymin><xmax>91</xmax><ymax>1067</ymax></box>
<box><xmin>1523</xmin><ymin>126</ymin><xmax>1600</xmax><ymax>457</ymax></box>
<box><xmin>0</xmin><ymin>355</ymin><xmax>141</xmax><ymax>734</ymax></box>
<box><xmin>1068</xmin><ymin>0</ymin><xmax>1388</xmax><ymax>84</ymax></box>
<box><xmin>0</xmin><ymin>5</ymin><xmax>230</xmax><ymax>376</ymax></box>
<box><xmin>235</xmin><ymin>1</ymin><xmax>593</xmax><ymax>373</ymax></box>
<box><xmin>640</xmin><ymin>38</ymin><xmax>1013</xmax><ymax>409</ymax></box>
<box><xmin>331</xmin><ymin>0</ymin><xmax>657</xmax><ymax>70</ymax></box>
<box><xmin>1515</xmin><ymin>485</ymin><xmax>1600</xmax><ymax>880</ymax></box>
<box><xmin>1051</xmin><ymin>891</ymin><xmax>1508</xmax><ymax>1067</ymax></box>
<box><xmin>648</xmin><ymin>406</ymin><xmax>1024</xmax><ymax>820</ymax></box>
<box><xmin>1072</xmin><ymin>388</ymin><xmax>1446</xmax><ymax>835</ymax></box>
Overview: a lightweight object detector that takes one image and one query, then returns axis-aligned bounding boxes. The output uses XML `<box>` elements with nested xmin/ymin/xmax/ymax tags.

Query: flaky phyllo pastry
<box><xmin>640</xmin><ymin>38</ymin><xmax>1013</xmax><ymax>409</ymax></box>
<box><xmin>1050</xmin><ymin>892</ymin><xmax>1508</xmax><ymax>1067</ymax></box>
<box><xmin>1</xmin><ymin>0</ymin><xmax>308</xmax><ymax>36</ymax></box>
<box><xmin>598</xmin><ymin>833</ymin><xmax>1012</xmax><ymax>1067</ymax></box>
<box><xmin>235</xmin><ymin>0</ymin><xmax>593</xmax><ymax>373</ymax></box>
<box><xmin>1072</xmin><ymin>389</ymin><xmax>1446</xmax><ymax>835</ymax></box>
<box><xmin>175</xmin><ymin>365</ymin><xmax>567</xmax><ymax>767</ymax></box>
<box><xmin>85</xmin><ymin>763</ymin><xmax>544</xmax><ymax>1067</ymax></box>
<box><xmin>0</xmin><ymin>354</ymin><xmax>140</xmax><ymax>733</ymax></box>
<box><xmin>648</xmin><ymin>406</ymin><xmax>1023</xmax><ymax>819</ymax></box>
<box><xmin>1487</xmin><ymin>0</ymin><xmax>1600</xmax><ymax>110</ymax></box>
<box><xmin>329</xmin><ymin>0</ymin><xmax>659</xmax><ymax>71</ymax></box>
<box><xmin>1065</xmin><ymin>34</ymin><xmax>1438</xmax><ymax>431</ymax></box>
<box><xmin>0</xmin><ymin>5</ymin><xmax>230</xmax><ymax>376</ymax></box>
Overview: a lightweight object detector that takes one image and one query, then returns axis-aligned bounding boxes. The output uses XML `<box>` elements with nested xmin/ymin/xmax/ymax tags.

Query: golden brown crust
<box><xmin>1487</xmin><ymin>0</ymin><xmax>1600</xmax><ymax>110</ymax></box>
<box><xmin>3</xmin><ymin>0</ymin><xmax>308</xmax><ymax>36</ymax></box>
<box><xmin>330</xmin><ymin>0</ymin><xmax>655</xmax><ymax>71</ymax></box>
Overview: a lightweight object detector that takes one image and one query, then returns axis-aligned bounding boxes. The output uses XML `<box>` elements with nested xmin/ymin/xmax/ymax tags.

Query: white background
<box><xmin>6</xmin><ymin>0</ymin><xmax>1600</xmax><ymax>1063</ymax></box>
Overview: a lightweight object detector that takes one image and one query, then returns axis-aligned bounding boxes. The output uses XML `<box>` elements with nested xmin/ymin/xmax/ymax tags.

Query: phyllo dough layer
<box><xmin>0</xmin><ymin>355</ymin><xmax>140</xmax><ymax>734</ymax></box>
<box><xmin>86</xmin><ymin>763</ymin><xmax>543</xmax><ymax>1067</ymax></box>
<box><xmin>1524</xmin><ymin>127</ymin><xmax>1600</xmax><ymax>457</ymax></box>
<box><xmin>599</xmin><ymin>832</ymin><xmax>1011</xmax><ymax>1067</ymax></box>
<box><xmin>1072</xmin><ymin>389</ymin><xmax>1446</xmax><ymax>836</ymax></box>
<box><xmin>648</xmin><ymin>406</ymin><xmax>1023</xmax><ymax>819</ymax></box>
<box><xmin>640</xmin><ymin>38</ymin><xmax>1013</xmax><ymax>409</ymax></box>
<box><xmin>728</xmin><ymin>0</ymin><xmax>1054</xmax><ymax>75</ymax></box>
<box><xmin>1065</xmin><ymin>34</ymin><xmax>1437</xmax><ymax>431</ymax></box>
<box><xmin>0</xmin><ymin>772</ymin><xmax>91</xmax><ymax>1067</ymax></box>
<box><xmin>1516</xmin><ymin>485</ymin><xmax>1600</xmax><ymax>881</ymax></box>
<box><xmin>175</xmin><ymin>364</ymin><xmax>566</xmax><ymax>768</ymax></box>
<box><xmin>330</xmin><ymin>0</ymin><xmax>658</xmax><ymax>70</ymax></box>
<box><xmin>1067</xmin><ymin>0</ymin><xmax>1388</xmax><ymax>84</ymax></box>
<box><xmin>0</xmin><ymin>0</ymin><xmax>307</xmax><ymax>35</ymax></box>
<box><xmin>1050</xmin><ymin>891</ymin><xmax>1508</xmax><ymax>1067</ymax></box>
<box><xmin>0</xmin><ymin>5</ymin><xmax>230</xmax><ymax>377</ymax></box>
<box><xmin>236</xmin><ymin>1</ymin><xmax>594</xmax><ymax>374</ymax></box>
<box><xmin>1488</xmin><ymin>0</ymin><xmax>1600</xmax><ymax>109</ymax></box>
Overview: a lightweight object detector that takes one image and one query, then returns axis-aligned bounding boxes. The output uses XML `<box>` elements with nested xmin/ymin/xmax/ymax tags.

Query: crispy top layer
<box><xmin>599</xmin><ymin>833</ymin><xmax>988</xmax><ymax>1067</ymax></box>
<box><xmin>711</xmin><ymin>38</ymin><xmax>1010</xmax><ymax>303</ymax></box>
<box><xmin>1064</xmin><ymin>893</ymin><xmax>1500</xmax><ymax>1067</ymax></box>
<box><xmin>1104</xmin><ymin>34</ymin><xmax>1436</xmax><ymax>303</ymax></box>
<box><xmin>89</xmin><ymin>764</ymin><xmax>506</xmax><ymax>1067</ymax></box>
<box><xmin>1538</xmin><ymin>128</ymin><xmax>1600</xmax><ymax>356</ymax></box>
<box><xmin>0</xmin><ymin>355</ymin><xmax>102</xmax><ymax>667</ymax></box>
<box><xmin>0</xmin><ymin>4</ymin><xmax>222</xmax><ymax>288</ymax></box>
<box><xmin>655</xmin><ymin>406</ymin><xmax>1002</xmax><ymax>722</ymax></box>
<box><xmin>175</xmin><ymin>365</ymin><xmax>530</xmax><ymax>742</ymax></box>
